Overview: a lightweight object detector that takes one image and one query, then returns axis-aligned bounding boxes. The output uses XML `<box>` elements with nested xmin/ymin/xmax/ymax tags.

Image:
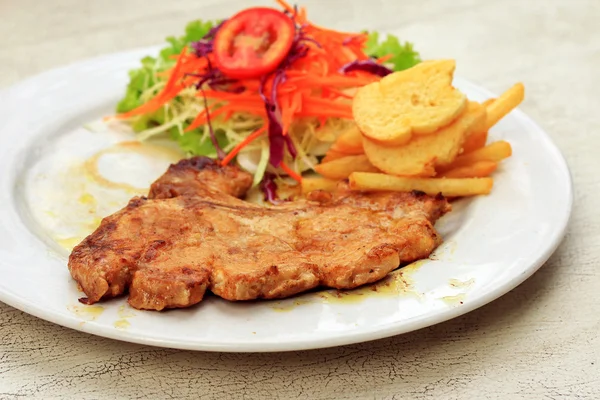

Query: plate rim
<box><xmin>0</xmin><ymin>48</ymin><xmax>573</xmax><ymax>352</ymax></box>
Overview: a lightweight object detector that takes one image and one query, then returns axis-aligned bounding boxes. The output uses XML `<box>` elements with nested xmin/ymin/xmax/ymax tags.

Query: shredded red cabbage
<box><xmin>284</xmin><ymin>135</ymin><xmax>297</xmax><ymax>159</ymax></box>
<box><xmin>199</xmin><ymin>89</ymin><xmax>226</xmax><ymax>160</ymax></box>
<box><xmin>259</xmin><ymin>73</ymin><xmax>286</xmax><ymax>167</ymax></box>
<box><xmin>191</xmin><ymin>21</ymin><xmax>226</xmax><ymax>58</ymax></box>
<box><xmin>339</xmin><ymin>59</ymin><xmax>393</xmax><ymax>77</ymax></box>
<box><xmin>258</xmin><ymin>24</ymin><xmax>315</xmax><ymax>167</ymax></box>
<box><xmin>259</xmin><ymin>172</ymin><xmax>280</xmax><ymax>203</ymax></box>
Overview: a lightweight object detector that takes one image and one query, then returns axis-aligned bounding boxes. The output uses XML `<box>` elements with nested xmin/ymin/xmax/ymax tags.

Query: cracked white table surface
<box><xmin>1</xmin><ymin>0</ymin><xmax>599</xmax><ymax>398</ymax></box>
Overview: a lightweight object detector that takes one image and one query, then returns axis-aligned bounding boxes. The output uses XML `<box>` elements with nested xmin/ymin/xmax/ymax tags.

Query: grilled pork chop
<box><xmin>69</xmin><ymin>157</ymin><xmax>450</xmax><ymax>310</ymax></box>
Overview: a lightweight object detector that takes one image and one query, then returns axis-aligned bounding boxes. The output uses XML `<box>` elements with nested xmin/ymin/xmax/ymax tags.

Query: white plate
<box><xmin>0</xmin><ymin>47</ymin><xmax>572</xmax><ymax>352</ymax></box>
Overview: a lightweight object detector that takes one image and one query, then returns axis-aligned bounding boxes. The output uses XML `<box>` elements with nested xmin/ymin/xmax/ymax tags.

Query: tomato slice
<box><xmin>213</xmin><ymin>7</ymin><xmax>296</xmax><ymax>79</ymax></box>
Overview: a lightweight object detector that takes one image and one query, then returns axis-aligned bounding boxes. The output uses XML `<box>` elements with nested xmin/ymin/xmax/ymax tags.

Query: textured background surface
<box><xmin>1</xmin><ymin>0</ymin><xmax>599</xmax><ymax>398</ymax></box>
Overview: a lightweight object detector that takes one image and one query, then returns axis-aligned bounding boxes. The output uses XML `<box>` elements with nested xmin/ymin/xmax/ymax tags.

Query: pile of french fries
<box><xmin>305</xmin><ymin>59</ymin><xmax>524</xmax><ymax>197</ymax></box>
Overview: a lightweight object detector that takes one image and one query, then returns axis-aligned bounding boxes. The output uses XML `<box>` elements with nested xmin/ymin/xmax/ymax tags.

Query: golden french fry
<box><xmin>440</xmin><ymin>161</ymin><xmax>498</xmax><ymax>178</ymax></box>
<box><xmin>330</xmin><ymin>125</ymin><xmax>364</xmax><ymax>154</ymax></box>
<box><xmin>363</xmin><ymin>102</ymin><xmax>486</xmax><ymax>177</ymax></box>
<box><xmin>315</xmin><ymin>155</ymin><xmax>379</xmax><ymax>180</ymax></box>
<box><xmin>441</xmin><ymin>141</ymin><xmax>512</xmax><ymax>171</ymax></box>
<box><xmin>349</xmin><ymin>172</ymin><xmax>494</xmax><ymax>197</ymax></box>
<box><xmin>301</xmin><ymin>177</ymin><xmax>341</xmax><ymax>194</ymax></box>
<box><xmin>321</xmin><ymin>150</ymin><xmax>347</xmax><ymax>163</ymax></box>
<box><xmin>486</xmin><ymin>83</ymin><xmax>525</xmax><ymax>130</ymax></box>
<box><xmin>482</xmin><ymin>98</ymin><xmax>495</xmax><ymax>107</ymax></box>
<box><xmin>460</xmin><ymin>99</ymin><xmax>491</xmax><ymax>153</ymax></box>
<box><xmin>462</xmin><ymin>130</ymin><xmax>488</xmax><ymax>153</ymax></box>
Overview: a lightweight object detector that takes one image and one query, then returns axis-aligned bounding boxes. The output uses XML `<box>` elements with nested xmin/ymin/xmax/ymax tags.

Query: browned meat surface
<box><xmin>69</xmin><ymin>157</ymin><xmax>450</xmax><ymax>310</ymax></box>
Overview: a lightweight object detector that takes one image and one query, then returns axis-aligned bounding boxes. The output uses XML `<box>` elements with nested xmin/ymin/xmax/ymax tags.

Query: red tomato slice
<box><xmin>213</xmin><ymin>7</ymin><xmax>296</xmax><ymax>79</ymax></box>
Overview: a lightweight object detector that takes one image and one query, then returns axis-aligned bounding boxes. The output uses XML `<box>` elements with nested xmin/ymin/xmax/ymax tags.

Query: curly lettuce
<box><xmin>365</xmin><ymin>32</ymin><xmax>421</xmax><ymax>71</ymax></box>
<box><xmin>117</xmin><ymin>20</ymin><xmax>217</xmax><ymax>114</ymax></box>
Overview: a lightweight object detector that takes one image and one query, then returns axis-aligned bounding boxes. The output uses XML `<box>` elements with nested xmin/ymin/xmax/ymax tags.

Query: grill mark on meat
<box><xmin>68</xmin><ymin>157</ymin><xmax>450</xmax><ymax>310</ymax></box>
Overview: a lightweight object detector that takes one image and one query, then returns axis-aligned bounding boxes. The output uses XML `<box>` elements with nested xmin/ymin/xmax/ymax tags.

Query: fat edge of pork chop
<box><xmin>68</xmin><ymin>157</ymin><xmax>450</xmax><ymax>310</ymax></box>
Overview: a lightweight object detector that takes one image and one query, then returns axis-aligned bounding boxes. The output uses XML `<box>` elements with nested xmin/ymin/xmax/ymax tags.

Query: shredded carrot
<box><xmin>299</xmin><ymin>6</ymin><xmax>307</xmax><ymax>21</ymax></box>
<box><xmin>275</xmin><ymin>0</ymin><xmax>296</xmax><ymax>16</ymax></box>
<box><xmin>287</xmin><ymin>74</ymin><xmax>378</xmax><ymax>88</ymax></box>
<box><xmin>280</xmin><ymin>162</ymin><xmax>303</xmax><ymax>183</ymax></box>
<box><xmin>117</xmin><ymin>48</ymin><xmax>190</xmax><ymax>119</ymax></box>
<box><xmin>221</xmin><ymin>125</ymin><xmax>267</xmax><ymax>166</ymax></box>
<box><xmin>222</xmin><ymin>109</ymin><xmax>235</xmax><ymax>121</ymax></box>
<box><xmin>186</xmin><ymin>104</ymin><xmax>223</xmax><ymax>132</ymax></box>
<box><xmin>279</xmin><ymin>93</ymin><xmax>296</xmax><ymax>137</ymax></box>
<box><xmin>162</xmin><ymin>47</ymin><xmax>188</xmax><ymax>93</ymax></box>
<box><xmin>377</xmin><ymin>54</ymin><xmax>394</xmax><ymax>63</ymax></box>
<box><xmin>325</xmin><ymin>88</ymin><xmax>354</xmax><ymax>100</ymax></box>
<box><xmin>318</xmin><ymin>116</ymin><xmax>328</xmax><ymax>129</ymax></box>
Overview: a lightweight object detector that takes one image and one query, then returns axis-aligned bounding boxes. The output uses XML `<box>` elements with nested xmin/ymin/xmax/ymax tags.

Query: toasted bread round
<box><xmin>353</xmin><ymin>59</ymin><xmax>467</xmax><ymax>146</ymax></box>
<box><xmin>362</xmin><ymin>102</ymin><xmax>486</xmax><ymax>176</ymax></box>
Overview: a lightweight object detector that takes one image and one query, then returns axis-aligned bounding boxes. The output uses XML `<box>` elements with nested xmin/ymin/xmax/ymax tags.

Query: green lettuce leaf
<box><xmin>169</xmin><ymin>126</ymin><xmax>229</xmax><ymax>156</ymax></box>
<box><xmin>365</xmin><ymin>32</ymin><xmax>421</xmax><ymax>71</ymax></box>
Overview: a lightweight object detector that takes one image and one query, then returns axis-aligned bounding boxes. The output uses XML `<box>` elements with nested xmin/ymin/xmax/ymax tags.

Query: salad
<box><xmin>115</xmin><ymin>0</ymin><xmax>420</xmax><ymax>194</ymax></box>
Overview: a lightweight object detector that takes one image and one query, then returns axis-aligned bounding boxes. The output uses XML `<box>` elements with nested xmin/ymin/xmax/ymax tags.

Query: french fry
<box><xmin>486</xmin><ymin>83</ymin><xmax>525</xmax><ymax>130</ymax></box>
<box><xmin>301</xmin><ymin>177</ymin><xmax>341</xmax><ymax>194</ymax></box>
<box><xmin>460</xmin><ymin>99</ymin><xmax>489</xmax><ymax>153</ymax></box>
<box><xmin>321</xmin><ymin>150</ymin><xmax>347</xmax><ymax>163</ymax></box>
<box><xmin>330</xmin><ymin>125</ymin><xmax>364</xmax><ymax>154</ymax></box>
<box><xmin>482</xmin><ymin>98</ymin><xmax>495</xmax><ymax>107</ymax></box>
<box><xmin>440</xmin><ymin>161</ymin><xmax>498</xmax><ymax>178</ymax></box>
<box><xmin>349</xmin><ymin>172</ymin><xmax>494</xmax><ymax>197</ymax></box>
<box><xmin>462</xmin><ymin>130</ymin><xmax>488</xmax><ymax>153</ymax></box>
<box><xmin>315</xmin><ymin>155</ymin><xmax>379</xmax><ymax>179</ymax></box>
<box><xmin>441</xmin><ymin>141</ymin><xmax>512</xmax><ymax>171</ymax></box>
